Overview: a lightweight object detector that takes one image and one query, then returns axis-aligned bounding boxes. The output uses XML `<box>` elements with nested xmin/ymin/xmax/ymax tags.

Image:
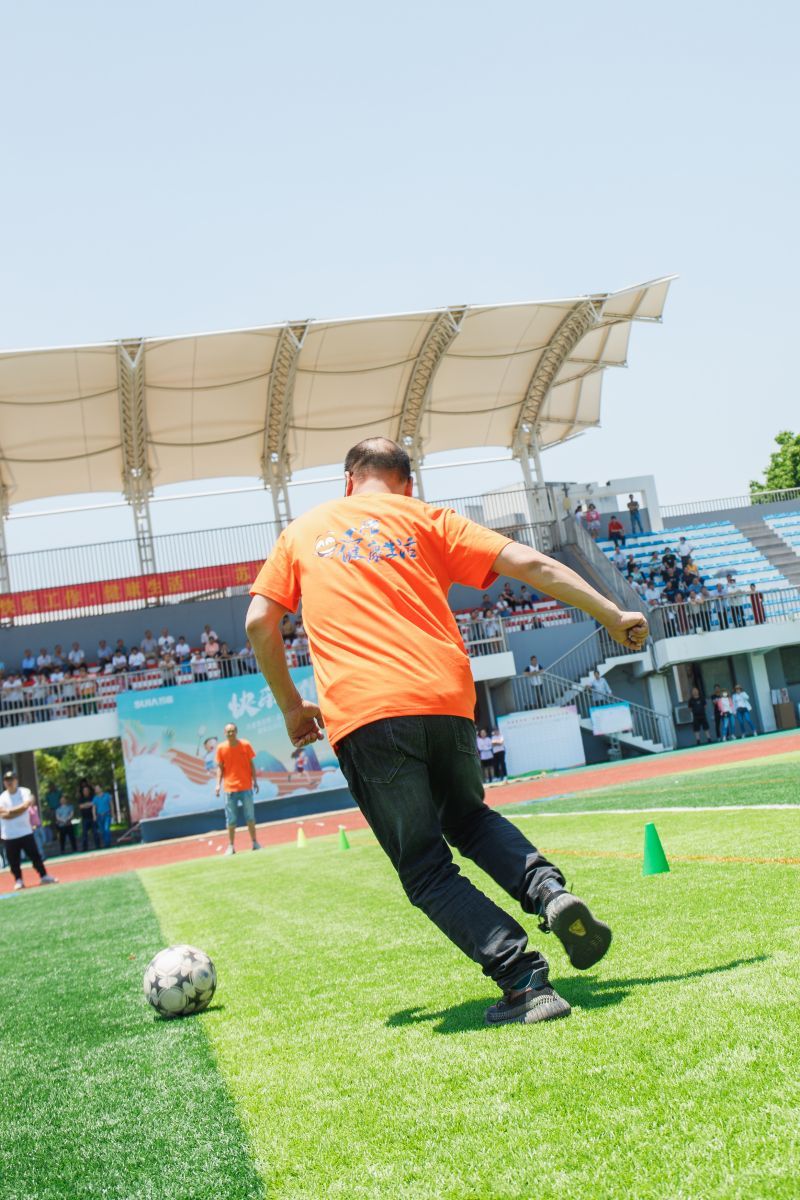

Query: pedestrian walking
<box><xmin>246</xmin><ymin>437</ymin><xmax>648</xmax><ymax>1026</ymax></box>
<box><xmin>0</xmin><ymin>770</ymin><xmax>58</xmax><ymax>890</ymax></box>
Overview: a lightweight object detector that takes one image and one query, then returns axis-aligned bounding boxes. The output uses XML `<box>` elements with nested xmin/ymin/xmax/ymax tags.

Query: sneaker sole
<box><xmin>545</xmin><ymin>894</ymin><xmax>612</xmax><ymax>970</ymax></box>
<box><xmin>485</xmin><ymin>989</ymin><xmax>572</xmax><ymax>1026</ymax></box>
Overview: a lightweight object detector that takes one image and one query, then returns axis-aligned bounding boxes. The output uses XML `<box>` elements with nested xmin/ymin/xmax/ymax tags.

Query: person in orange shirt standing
<box><xmin>215</xmin><ymin>723</ymin><xmax>261</xmax><ymax>855</ymax></box>
<box><xmin>246</xmin><ymin>438</ymin><xmax>648</xmax><ymax>1027</ymax></box>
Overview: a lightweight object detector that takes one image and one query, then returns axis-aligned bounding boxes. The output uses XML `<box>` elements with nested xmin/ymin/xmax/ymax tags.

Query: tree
<box><xmin>34</xmin><ymin>738</ymin><xmax>128</xmax><ymax>820</ymax></box>
<box><xmin>750</xmin><ymin>431</ymin><xmax>800</xmax><ymax>497</ymax></box>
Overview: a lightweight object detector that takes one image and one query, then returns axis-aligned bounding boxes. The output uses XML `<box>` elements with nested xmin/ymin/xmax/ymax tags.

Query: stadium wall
<box><xmin>662</xmin><ymin>496</ymin><xmax>800</xmax><ymax>530</ymax></box>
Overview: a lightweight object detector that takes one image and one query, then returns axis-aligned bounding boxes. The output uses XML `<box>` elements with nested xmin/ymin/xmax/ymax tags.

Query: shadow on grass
<box><xmin>387</xmin><ymin>955</ymin><xmax>768</xmax><ymax>1034</ymax></box>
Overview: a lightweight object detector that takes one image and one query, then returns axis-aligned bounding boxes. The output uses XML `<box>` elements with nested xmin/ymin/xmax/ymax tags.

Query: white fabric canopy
<box><xmin>0</xmin><ymin>278</ymin><xmax>672</xmax><ymax>508</ymax></box>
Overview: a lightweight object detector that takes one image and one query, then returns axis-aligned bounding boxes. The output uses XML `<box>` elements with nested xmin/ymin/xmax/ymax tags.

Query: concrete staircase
<box><xmin>739</xmin><ymin>519</ymin><xmax>800</xmax><ymax>588</ymax></box>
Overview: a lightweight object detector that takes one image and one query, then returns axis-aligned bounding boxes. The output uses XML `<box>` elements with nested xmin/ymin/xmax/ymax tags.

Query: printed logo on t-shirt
<box><xmin>313</xmin><ymin>519</ymin><xmax>417</xmax><ymax>565</ymax></box>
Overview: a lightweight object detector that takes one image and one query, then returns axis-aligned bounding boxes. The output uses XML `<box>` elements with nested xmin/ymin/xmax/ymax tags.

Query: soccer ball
<box><xmin>143</xmin><ymin>944</ymin><xmax>217</xmax><ymax>1018</ymax></box>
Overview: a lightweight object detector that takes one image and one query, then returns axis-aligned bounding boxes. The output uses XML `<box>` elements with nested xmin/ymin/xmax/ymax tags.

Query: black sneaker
<box><xmin>484</xmin><ymin>962</ymin><xmax>571</xmax><ymax>1026</ymax></box>
<box><xmin>539</xmin><ymin>883</ymin><xmax>612</xmax><ymax>970</ymax></box>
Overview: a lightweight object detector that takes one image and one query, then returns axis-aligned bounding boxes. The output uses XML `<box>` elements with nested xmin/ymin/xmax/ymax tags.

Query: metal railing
<box><xmin>544</xmin><ymin>623</ymin><xmax>648</xmax><ymax>684</ymax></box>
<box><xmin>661</xmin><ymin>487</ymin><xmax>800</xmax><ymax>519</ymax></box>
<box><xmin>645</xmin><ymin>585</ymin><xmax>800</xmax><ymax>640</ymax></box>
<box><xmin>459</xmin><ymin>617</ymin><xmax>509</xmax><ymax>657</ymax></box>
<box><xmin>559</xmin><ymin>516</ymin><xmax>649</xmax><ymax>618</ymax></box>
<box><xmin>508</xmin><ymin>669</ymin><xmax>676</xmax><ymax>749</ymax></box>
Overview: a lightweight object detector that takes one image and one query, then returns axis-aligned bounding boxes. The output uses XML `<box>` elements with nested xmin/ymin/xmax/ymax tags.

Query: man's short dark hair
<box><xmin>344</xmin><ymin>438</ymin><xmax>411</xmax><ymax>482</ymax></box>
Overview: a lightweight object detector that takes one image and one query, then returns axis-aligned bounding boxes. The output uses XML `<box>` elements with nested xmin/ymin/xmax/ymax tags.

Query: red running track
<box><xmin>5</xmin><ymin>731</ymin><xmax>799</xmax><ymax>894</ymax></box>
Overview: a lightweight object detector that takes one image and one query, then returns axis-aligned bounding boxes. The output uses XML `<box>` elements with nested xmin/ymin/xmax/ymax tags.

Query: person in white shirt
<box><xmin>0</xmin><ymin>769</ymin><xmax>58</xmax><ymax>890</ymax></box>
<box><xmin>677</xmin><ymin>537</ymin><xmax>694</xmax><ymax>563</ymax></box>
<box><xmin>612</xmin><ymin>548</ymin><xmax>627</xmax><ymax>571</ymax></box>
<box><xmin>67</xmin><ymin>642</ymin><xmax>85</xmax><ymax>668</ymax></box>
<box><xmin>476</xmin><ymin>728</ymin><xmax>495</xmax><ymax>783</ymax></box>
<box><xmin>715</xmin><ymin>690</ymin><xmax>735</xmax><ymax>740</ymax></box>
<box><xmin>158</xmin><ymin>628</ymin><xmax>175</xmax><ymax>653</ymax></box>
<box><xmin>200</xmin><ymin>624</ymin><xmax>218</xmax><ymax>646</ymax></box>
<box><xmin>588</xmin><ymin>670</ymin><xmax>612</xmax><ymax>702</ymax></box>
<box><xmin>140</xmin><ymin>630</ymin><xmax>159</xmax><ymax>656</ymax></box>
<box><xmin>128</xmin><ymin>647</ymin><xmax>146</xmax><ymax>672</ymax></box>
<box><xmin>36</xmin><ymin>648</ymin><xmax>52</xmax><ymax>674</ymax></box>
<box><xmin>732</xmin><ymin>684</ymin><xmax>757</xmax><ymax>736</ymax></box>
<box><xmin>190</xmin><ymin>649</ymin><xmax>208</xmax><ymax>681</ymax></box>
<box><xmin>524</xmin><ymin>654</ymin><xmax>545</xmax><ymax>708</ymax></box>
<box><xmin>643</xmin><ymin>585</ymin><xmax>660</xmax><ymax>608</ymax></box>
<box><xmin>174</xmin><ymin>636</ymin><xmax>192</xmax><ymax>663</ymax></box>
<box><xmin>111</xmin><ymin>651</ymin><xmax>128</xmax><ymax>674</ymax></box>
<box><xmin>491</xmin><ymin>729</ymin><xmax>507</xmax><ymax>781</ymax></box>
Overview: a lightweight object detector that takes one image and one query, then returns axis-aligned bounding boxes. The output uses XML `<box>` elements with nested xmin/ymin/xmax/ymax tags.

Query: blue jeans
<box><xmin>630</xmin><ymin>510</ymin><xmax>644</xmax><ymax>534</ymax></box>
<box><xmin>720</xmin><ymin>713</ymin><xmax>735</xmax><ymax>739</ymax></box>
<box><xmin>736</xmin><ymin>709</ymin><xmax>756</xmax><ymax>735</ymax></box>
<box><xmin>336</xmin><ymin>715</ymin><xmax>565</xmax><ymax>993</ymax></box>
<box><xmin>224</xmin><ymin>789</ymin><xmax>255</xmax><ymax>826</ymax></box>
<box><xmin>96</xmin><ymin>811</ymin><xmax>112</xmax><ymax>847</ymax></box>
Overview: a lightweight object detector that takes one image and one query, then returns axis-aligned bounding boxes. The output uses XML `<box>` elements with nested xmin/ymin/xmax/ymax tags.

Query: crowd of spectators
<box><xmin>686</xmin><ymin>684</ymin><xmax>758</xmax><ymax>744</ymax></box>
<box><xmin>608</xmin><ymin>538</ymin><xmax>766</xmax><ymax>635</ymax></box>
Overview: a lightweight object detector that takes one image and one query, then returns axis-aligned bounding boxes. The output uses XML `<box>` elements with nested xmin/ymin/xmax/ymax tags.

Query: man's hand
<box><xmin>604</xmin><ymin>611</ymin><xmax>649</xmax><ymax>650</ymax></box>
<box><xmin>253</xmin><ymin>780</ymin><xmax>259</xmax><ymax>794</ymax></box>
<box><xmin>215</xmin><ymin>786</ymin><xmax>220</xmax><ymax>797</ymax></box>
<box><xmin>284</xmin><ymin>700</ymin><xmax>324</xmax><ymax>749</ymax></box>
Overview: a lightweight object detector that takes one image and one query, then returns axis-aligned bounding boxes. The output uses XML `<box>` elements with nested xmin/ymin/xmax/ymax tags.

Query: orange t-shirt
<box><xmin>250</xmin><ymin>494</ymin><xmax>510</xmax><ymax>745</ymax></box>
<box><xmin>215</xmin><ymin>738</ymin><xmax>256</xmax><ymax>792</ymax></box>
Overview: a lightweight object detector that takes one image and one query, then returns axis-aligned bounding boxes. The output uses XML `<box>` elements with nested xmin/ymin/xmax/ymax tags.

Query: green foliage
<box><xmin>34</xmin><ymin>738</ymin><xmax>127</xmax><ymax>814</ymax></box>
<box><xmin>750</xmin><ymin>429</ymin><xmax>800</xmax><ymax>497</ymax></box>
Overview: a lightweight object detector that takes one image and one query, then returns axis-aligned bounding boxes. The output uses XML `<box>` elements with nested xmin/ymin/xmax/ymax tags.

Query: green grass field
<box><xmin>1</xmin><ymin>756</ymin><xmax>798</xmax><ymax>1199</ymax></box>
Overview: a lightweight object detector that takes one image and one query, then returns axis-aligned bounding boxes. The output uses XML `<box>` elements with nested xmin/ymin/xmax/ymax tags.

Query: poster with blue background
<box><xmin>117</xmin><ymin>667</ymin><xmax>345</xmax><ymax>823</ymax></box>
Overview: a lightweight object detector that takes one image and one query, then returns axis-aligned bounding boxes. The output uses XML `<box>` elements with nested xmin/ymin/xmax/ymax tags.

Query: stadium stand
<box><xmin>766</xmin><ymin>511</ymin><xmax>800</xmax><ymax>556</ymax></box>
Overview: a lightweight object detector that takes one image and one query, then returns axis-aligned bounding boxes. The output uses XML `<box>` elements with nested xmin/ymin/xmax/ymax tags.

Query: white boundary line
<box><xmin>512</xmin><ymin>804</ymin><xmax>800</xmax><ymax>818</ymax></box>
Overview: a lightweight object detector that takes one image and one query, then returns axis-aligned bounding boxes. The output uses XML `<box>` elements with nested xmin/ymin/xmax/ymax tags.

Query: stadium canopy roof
<box><xmin>0</xmin><ymin>276</ymin><xmax>672</xmax><ymax>514</ymax></box>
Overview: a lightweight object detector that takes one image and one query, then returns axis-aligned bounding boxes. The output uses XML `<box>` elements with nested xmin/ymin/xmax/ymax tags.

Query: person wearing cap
<box><xmin>0</xmin><ymin>770</ymin><xmax>58</xmax><ymax>891</ymax></box>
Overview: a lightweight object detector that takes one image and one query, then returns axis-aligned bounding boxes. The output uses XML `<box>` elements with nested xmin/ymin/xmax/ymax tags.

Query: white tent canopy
<box><xmin>0</xmin><ymin>277</ymin><xmax>672</xmax><ymax>514</ymax></box>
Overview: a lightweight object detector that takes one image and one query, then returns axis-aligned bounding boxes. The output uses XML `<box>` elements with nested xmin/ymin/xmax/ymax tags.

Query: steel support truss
<box><xmin>0</xmin><ymin>474</ymin><xmax>11</xmax><ymax>619</ymax></box>
<box><xmin>118</xmin><ymin>340</ymin><xmax>157</xmax><ymax>583</ymax></box>
<box><xmin>261</xmin><ymin>322</ymin><xmax>309</xmax><ymax>527</ymax></box>
<box><xmin>397</xmin><ymin>306</ymin><xmax>467</xmax><ymax>498</ymax></box>
<box><xmin>513</xmin><ymin>298</ymin><xmax>601</xmax><ymax>485</ymax></box>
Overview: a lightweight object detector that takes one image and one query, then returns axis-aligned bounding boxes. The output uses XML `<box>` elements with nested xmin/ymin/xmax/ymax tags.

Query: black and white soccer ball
<box><xmin>143</xmin><ymin>944</ymin><xmax>217</xmax><ymax>1018</ymax></box>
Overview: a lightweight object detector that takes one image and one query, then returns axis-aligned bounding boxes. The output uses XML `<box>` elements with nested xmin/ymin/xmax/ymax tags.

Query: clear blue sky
<box><xmin>2</xmin><ymin>1</ymin><xmax>798</xmax><ymax>552</ymax></box>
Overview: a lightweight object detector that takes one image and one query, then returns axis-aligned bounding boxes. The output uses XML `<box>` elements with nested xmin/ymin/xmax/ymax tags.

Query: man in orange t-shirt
<box><xmin>246</xmin><ymin>438</ymin><xmax>648</xmax><ymax>1026</ymax></box>
<box><xmin>214</xmin><ymin>723</ymin><xmax>261</xmax><ymax>855</ymax></box>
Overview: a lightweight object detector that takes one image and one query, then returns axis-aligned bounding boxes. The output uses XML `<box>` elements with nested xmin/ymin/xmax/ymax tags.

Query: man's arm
<box><xmin>215</xmin><ymin>763</ymin><xmax>223</xmax><ymax>797</ymax></box>
<box><xmin>0</xmin><ymin>796</ymin><xmax>32</xmax><ymax>819</ymax></box>
<box><xmin>493</xmin><ymin>542</ymin><xmax>648</xmax><ymax>650</ymax></box>
<box><xmin>251</xmin><ymin>753</ymin><xmax>259</xmax><ymax>793</ymax></box>
<box><xmin>245</xmin><ymin>595</ymin><xmax>323</xmax><ymax>747</ymax></box>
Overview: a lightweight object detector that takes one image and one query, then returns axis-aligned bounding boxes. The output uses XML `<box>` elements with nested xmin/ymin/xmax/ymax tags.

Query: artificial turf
<box><xmin>1</xmin><ymin>765</ymin><xmax>798</xmax><ymax>1199</ymax></box>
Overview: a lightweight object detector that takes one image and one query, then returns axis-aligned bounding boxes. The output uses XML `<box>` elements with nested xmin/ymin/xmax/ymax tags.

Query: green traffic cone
<box><xmin>296</xmin><ymin>826</ymin><xmax>307</xmax><ymax>848</ymax></box>
<box><xmin>643</xmin><ymin>821</ymin><xmax>670</xmax><ymax>876</ymax></box>
<box><xmin>338</xmin><ymin>825</ymin><xmax>350</xmax><ymax>851</ymax></box>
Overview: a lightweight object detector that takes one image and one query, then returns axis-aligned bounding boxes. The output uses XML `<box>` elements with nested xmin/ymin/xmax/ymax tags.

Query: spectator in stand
<box><xmin>174</xmin><ymin>635</ymin><xmax>191</xmax><ymax>663</ymax></box>
<box><xmin>36</xmin><ymin>648</ymin><xmax>52</xmax><ymax>675</ymax></box>
<box><xmin>661</xmin><ymin>547</ymin><xmax>677</xmax><ymax>570</ymax></box>
<box><xmin>215</xmin><ymin>722</ymin><xmax>261</xmax><ymax>855</ymax></box>
<box><xmin>111</xmin><ymin>648</ymin><xmax>128</xmax><ymax>674</ymax></box>
<box><xmin>20</xmin><ymin>650</ymin><xmax>36</xmax><ymax>680</ymax></box>
<box><xmin>76</xmin><ymin>667</ymin><xmax>97</xmax><ymax>715</ymax></box>
<box><xmin>588</xmin><ymin>670</ymin><xmax>612</xmax><ymax>703</ymax></box>
<box><xmin>519</xmin><ymin>585</ymin><xmax>534</xmax><ymax>609</ymax></box>
<box><xmin>97</xmin><ymin>639</ymin><xmax>112</xmax><ymax>667</ymax></box>
<box><xmin>483</xmin><ymin>613</ymin><xmax>501</xmax><ymax>644</ymax></box>
<box><xmin>159</xmin><ymin>651</ymin><xmax>177</xmax><ymax>686</ymax></box>
<box><xmin>524</xmin><ymin>654</ymin><xmax>544</xmax><ymax>707</ymax></box>
<box><xmin>690</xmin><ymin>589</ymin><xmax>711</xmax><ymax>632</ymax></box>
<box><xmin>30</xmin><ymin>673</ymin><xmax>51</xmax><ymax>722</ymax></box>
<box><xmin>200</xmin><ymin>624</ymin><xmax>218</xmax><ymax>647</ymax></box>
<box><xmin>113</xmin><ymin>638</ymin><xmax>128</xmax><ymax>658</ymax></box>
<box><xmin>93</xmin><ymin>783</ymin><xmax>113</xmax><ymax>847</ymax></box>
<box><xmin>715</xmin><ymin>689</ymin><xmax>736</xmax><ymax>741</ymax></box>
<box><xmin>677</xmin><ymin>537</ymin><xmax>694</xmax><ymax>566</ymax></box>
<box><xmin>3</xmin><ymin>673</ymin><xmax>24</xmax><ymax>726</ymax></box>
<box><xmin>158</xmin><ymin>628</ymin><xmax>175</xmax><ymax>654</ymax></box>
<box><xmin>713</xmin><ymin>583</ymin><xmax>730</xmax><ymax>630</ymax></box>
<box><xmin>727</xmin><ymin>577</ymin><xmax>747</xmax><ymax>628</ymax></box>
<box><xmin>612</xmin><ymin>546</ymin><xmax>627</xmax><ymax>572</ymax></box>
<box><xmin>279</xmin><ymin>614</ymin><xmax>296</xmax><ymax>643</ymax></box>
<box><xmin>0</xmin><ymin>771</ymin><xmax>58</xmax><ymax>890</ymax></box>
<box><xmin>204</xmin><ymin>633</ymin><xmax>221</xmax><ymax>659</ymax></box>
<box><xmin>52</xmin><ymin>645</ymin><xmax>66</xmax><ymax>670</ymax></box>
<box><xmin>190</xmin><ymin>649</ymin><xmax>208</xmax><ymax>682</ymax></box>
<box><xmin>608</xmin><ymin>515</ymin><xmax>626</xmax><ymax>549</ymax></box>
<box><xmin>625</xmin><ymin>553</ymin><xmax>638</xmax><ymax>579</ymax></box>
<box><xmin>239</xmin><ymin>641</ymin><xmax>257</xmax><ymax>673</ymax></box>
<box><xmin>732</xmin><ymin>685</ymin><xmax>757</xmax><ymax>737</ymax></box>
<box><xmin>491</xmin><ymin>729</ymin><xmax>507</xmax><ymax>782</ymax></box>
<box><xmin>674</xmin><ymin>592</ymin><xmax>691</xmax><ymax>635</ymax></box>
<box><xmin>627</xmin><ymin>494</ymin><xmax>644</xmax><ymax>535</ymax></box>
<box><xmin>127</xmin><ymin>645</ymin><xmax>145</xmax><ymax>673</ymax></box>
<box><xmin>140</xmin><ymin>630</ymin><xmax>158</xmax><ymax>657</ymax></box>
<box><xmin>67</xmin><ymin>642</ymin><xmax>85</xmax><ymax>669</ymax></box>
<box><xmin>584</xmin><ymin>503</ymin><xmax>601</xmax><ymax>540</ymax></box>
<box><xmin>749</xmin><ymin>583</ymin><xmax>766</xmax><ymax>625</ymax></box>
<box><xmin>643</xmin><ymin>583</ymin><xmax>660</xmax><ymax>608</ymax></box>
<box><xmin>500</xmin><ymin>582</ymin><xmax>517</xmax><ymax>610</ymax></box>
<box><xmin>686</xmin><ymin>687</ymin><xmax>712</xmax><ymax>744</ymax></box>
<box><xmin>77</xmin><ymin>781</ymin><xmax>99</xmax><ymax>851</ymax></box>
<box><xmin>476</xmin><ymin>728</ymin><xmax>495</xmax><ymax>784</ymax></box>
<box><xmin>54</xmin><ymin>796</ymin><xmax>77</xmax><ymax>853</ymax></box>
